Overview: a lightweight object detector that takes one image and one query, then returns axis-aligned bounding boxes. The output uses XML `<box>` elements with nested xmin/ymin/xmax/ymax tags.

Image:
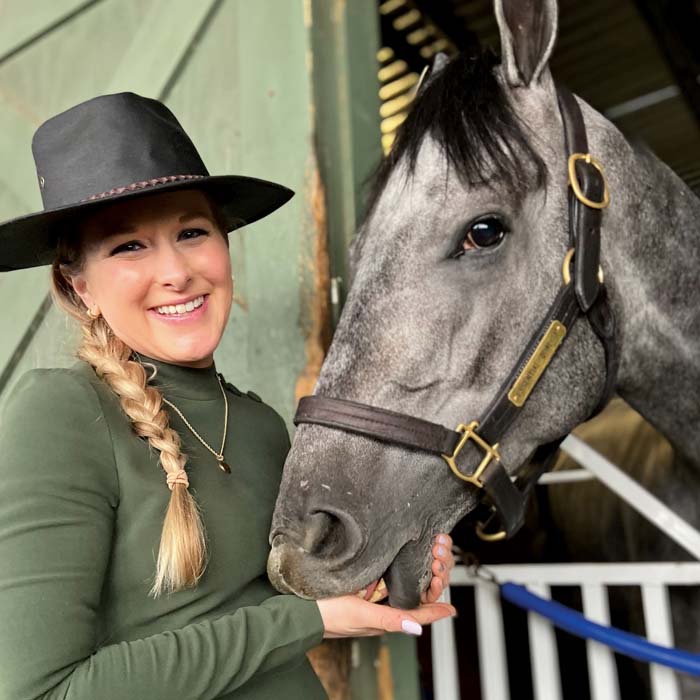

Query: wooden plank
<box><xmin>581</xmin><ymin>584</ymin><xmax>620</xmax><ymax>700</ymax></box>
<box><xmin>0</xmin><ymin>103</ymin><xmax>49</xmax><ymax>386</ymax></box>
<box><xmin>165</xmin><ymin>0</ymin><xmax>324</xmax><ymax>427</ymax></box>
<box><xmin>105</xmin><ymin>0</ymin><xmax>220</xmax><ymax>97</ymax></box>
<box><xmin>527</xmin><ymin>584</ymin><xmax>562</xmax><ymax>700</ymax></box>
<box><xmin>0</xmin><ymin>0</ymin><xmax>96</xmax><ymax>63</ymax></box>
<box><xmin>641</xmin><ymin>584</ymin><xmax>681</xmax><ymax>700</ymax></box>
<box><xmin>309</xmin><ymin>0</ymin><xmax>382</xmax><ymax>306</ymax></box>
<box><xmin>475</xmin><ymin>583</ymin><xmax>511</xmax><ymax>700</ymax></box>
<box><xmin>385</xmin><ymin>633</ymin><xmax>421</xmax><ymax>700</ymax></box>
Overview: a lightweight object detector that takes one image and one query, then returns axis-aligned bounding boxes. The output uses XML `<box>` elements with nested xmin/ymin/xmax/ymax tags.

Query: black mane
<box><xmin>365</xmin><ymin>50</ymin><xmax>547</xmax><ymax>216</ymax></box>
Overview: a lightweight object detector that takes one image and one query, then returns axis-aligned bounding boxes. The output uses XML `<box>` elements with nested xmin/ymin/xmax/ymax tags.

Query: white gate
<box><xmin>431</xmin><ymin>434</ymin><xmax>700</xmax><ymax>700</ymax></box>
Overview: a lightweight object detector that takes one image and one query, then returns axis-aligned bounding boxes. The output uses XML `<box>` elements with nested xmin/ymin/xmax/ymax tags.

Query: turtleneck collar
<box><xmin>132</xmin><ymin>352</ymin><xmax>222</xmax><ymax>401</ymax></box>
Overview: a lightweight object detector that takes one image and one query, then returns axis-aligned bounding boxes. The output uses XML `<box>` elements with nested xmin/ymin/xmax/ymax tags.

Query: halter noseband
<box><xmin>294</xmin><ymin>85</ymin><xmax>618</xmax><ymax>542</ymax></box>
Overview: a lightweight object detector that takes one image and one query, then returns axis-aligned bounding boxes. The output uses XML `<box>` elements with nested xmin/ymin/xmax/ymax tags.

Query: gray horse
<box><xmin>268</xmin><ymin>0</ymin><xmax>700</xmax><ymax>651</ymax></box>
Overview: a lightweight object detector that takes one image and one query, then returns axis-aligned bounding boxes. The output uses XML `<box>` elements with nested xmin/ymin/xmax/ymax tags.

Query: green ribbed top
<box><xmin>0</xmin><ymin>356</ymin><xmax>326</xmax><ymax>700</ymax></box>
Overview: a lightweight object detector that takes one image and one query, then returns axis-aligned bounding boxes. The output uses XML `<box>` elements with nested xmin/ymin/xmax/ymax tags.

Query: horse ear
<box><xmin>494</xmin><ymin>0</ymin><xmax>558</xmax><ymax>87</ymax></box>
<box><xmin>415</xmin><ymin>52</ymin><xmax>450</xmax><ymax>97</ymax></box>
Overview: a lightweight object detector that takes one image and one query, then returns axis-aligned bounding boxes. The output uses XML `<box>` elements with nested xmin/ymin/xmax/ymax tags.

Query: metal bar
<box><xmin>452</xmin><ymin>563</ymin><xmax>700</xmax><ymax>586</ymax></box>
<box><xmin>431</xmin><ymin>586</ymin><xmax>460</xmax><ymax>700</ymax></box>
<box><xmin>604</xmin><ymin>84</ymin><xmax>681</xmax><ymax>120</ymax></box>
<box><xmin>539</xmin><ymin>469</ymin><xmax>595</xmax><ymax>484</ymax></box>
<box><xmin>475</xmin><ymin>582</ymin><xmax>511</xmax><ymax>700</ymax></box>
<box><xmin>641</xmin><ymin>585</ymin><xmax>681</xmax><ymax>700</ymax></box>
<box><xmin>527</xmin><ymin>584</ymin><xmax>562</xmax><ymax>700</ymax></box>
<box><xmin>581</xmin><ymin>584</ymin><xmax>620</xmax><ymax>700</ymax></box>
<box><xmin>633</xmin><ymin>0</ymin><xmax>700</xmax><ymax>126</ymax></box>
<box><xmin>560</xmin><ymin>434</ymin><xmax>700</xmax><ymax>560</ymax></box>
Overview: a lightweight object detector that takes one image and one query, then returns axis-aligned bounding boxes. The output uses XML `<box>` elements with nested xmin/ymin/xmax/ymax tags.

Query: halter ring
<box><xmin>568</xmin><ymin>153</ymin><xmax>610</xmax><ymax>209</ymax></box>
<box><xmin>476</xmin><ymin>510</ymin><xmax>508</xmax><ymax>542</ymax></box>
<box><xmin>562</xmin><ymin>248</ymin><xmax>604</xmax><ymax>286</ymax></box>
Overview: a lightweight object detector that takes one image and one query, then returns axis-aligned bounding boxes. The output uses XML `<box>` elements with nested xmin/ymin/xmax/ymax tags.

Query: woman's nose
<box><xmin>154</xmin><ymin>245</ymin><xmax>192</xmax><ymax>289</ymax></box>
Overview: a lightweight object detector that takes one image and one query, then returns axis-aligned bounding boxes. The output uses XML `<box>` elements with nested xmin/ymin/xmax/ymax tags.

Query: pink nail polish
<box><xmin>401</xmin><ymin>620</ymin><xmax>423</xmax><ymax>636</ymax></box>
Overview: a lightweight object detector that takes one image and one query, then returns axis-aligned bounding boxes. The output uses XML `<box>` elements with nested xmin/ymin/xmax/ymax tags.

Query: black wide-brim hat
<box><xmin>0</xmin><ymin>92</ymin><xmax>294</xmax><ymax>271</ymax></box>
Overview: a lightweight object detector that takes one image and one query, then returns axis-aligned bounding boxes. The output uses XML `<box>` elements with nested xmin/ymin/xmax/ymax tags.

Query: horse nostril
<box><xmin>301</xmin><ymin>508</ymin><xmax>365</xmax><ymax>563</ymax></box>
<box><xmin>302</xmin><ymin>511</ymin><xmax>336</xmax><ymax>553</ymax></box>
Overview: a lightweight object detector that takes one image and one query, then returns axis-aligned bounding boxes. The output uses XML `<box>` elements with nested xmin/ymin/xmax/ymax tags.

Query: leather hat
<box><xmin>0</xmin><ymin>92</ymin><xmax>293</xmax><ymax>271</ymax></box>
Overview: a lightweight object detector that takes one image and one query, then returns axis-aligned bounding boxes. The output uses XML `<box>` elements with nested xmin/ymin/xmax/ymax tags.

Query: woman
<box><xmin>0</xmin><ymin>92</ymin><xmax>456</xmax><ymax>700</ymax></box>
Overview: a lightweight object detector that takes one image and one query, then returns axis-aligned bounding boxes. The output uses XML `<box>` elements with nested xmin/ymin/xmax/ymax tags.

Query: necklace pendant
<box><xmin>218</xmin><ymin>459</ymin><xmax>232</xmax><ymax>474</ymax></box>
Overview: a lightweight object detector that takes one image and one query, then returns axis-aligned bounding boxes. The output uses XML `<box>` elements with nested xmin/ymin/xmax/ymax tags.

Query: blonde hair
<box><xmin>50</xmin><ymin>192</ymin><xmax>231</xmax><ymax>597</ymax></box>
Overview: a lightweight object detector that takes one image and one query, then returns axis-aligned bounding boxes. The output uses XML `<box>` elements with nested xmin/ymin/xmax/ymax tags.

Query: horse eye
<box><xmin>455</xmin><ymin>217</ymin><xmax>508</xmax><ymax>256</ymax></box>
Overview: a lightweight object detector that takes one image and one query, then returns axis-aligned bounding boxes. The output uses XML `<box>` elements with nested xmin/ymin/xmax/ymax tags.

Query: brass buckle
<box><xmin>568</xmin><ymin>153</ymin><xmax>610</xmax><ymax>209</ymax></box>
<box><xmin>441</xmin><ymin>421</ymin><xmax>501</xmax><ymax>489</ymax></box>
<box><xmin>562</xmin><ymin>247</ymin><xmax>604</xmax><ymax>286</ymax></box>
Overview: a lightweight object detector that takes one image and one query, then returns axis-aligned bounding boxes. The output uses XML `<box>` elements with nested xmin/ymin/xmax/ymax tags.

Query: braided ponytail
<box><xmin>50</xmin><ymin>229</ymin><xmax>210</xmax><ymax>597</ymax></box>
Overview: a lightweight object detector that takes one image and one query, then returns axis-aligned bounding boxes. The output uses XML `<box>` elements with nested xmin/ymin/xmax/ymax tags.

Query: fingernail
<box><xmin>437</xmin><ymin>546</ymin><xmax>446</xmax><ymax>557</ymax></box>
<box><xmin>401</xmin><ymin>620</ymin><xmax>423</xmax><ymax>636</ymax></box>
<box><xmin>437</xmin><ymin>534</ymin><xmax>448</xmax><ymax>544</ymax></box>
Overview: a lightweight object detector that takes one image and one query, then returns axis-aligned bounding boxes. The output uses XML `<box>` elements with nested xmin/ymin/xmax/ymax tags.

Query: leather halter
<box><xmin>294</xmin><ymin>85</ymin><xmax>618</xmax><ymax>542</ymax></box>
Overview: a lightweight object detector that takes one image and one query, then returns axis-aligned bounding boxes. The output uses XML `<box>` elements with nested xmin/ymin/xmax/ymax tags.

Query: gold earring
<box><xmin>87</xmin><ymin>306</ymin><xmax>101</xmax><ymax>319</ymax></box>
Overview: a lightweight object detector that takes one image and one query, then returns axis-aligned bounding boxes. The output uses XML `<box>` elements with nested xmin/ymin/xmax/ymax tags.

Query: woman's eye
<box><xmin>453</xmin><ymin>217</ymin><xmax>508</xmax><ymax>257</ymax></box>
<box><xmin>110</xmin><ymin>240</ymin><xmax>143</xmax><ymax>255</ymax></box>
<box><xmin>179</xmin><ymin>228</ymin><xmax>209</xmax><ymax>240</ymax></box>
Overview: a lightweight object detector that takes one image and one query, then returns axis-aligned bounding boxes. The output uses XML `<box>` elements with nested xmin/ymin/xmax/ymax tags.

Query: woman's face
<box><xmin>69</xmin><ymin>189</ymin><xmax>233</xmax><ymax>368</ymax></box>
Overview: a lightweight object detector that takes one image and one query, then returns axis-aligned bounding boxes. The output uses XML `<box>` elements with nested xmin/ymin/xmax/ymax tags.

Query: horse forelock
<box><xmin>363</xmin><ymin>50</ymin><xmax>548</xmax><ymax>227</ymax></box>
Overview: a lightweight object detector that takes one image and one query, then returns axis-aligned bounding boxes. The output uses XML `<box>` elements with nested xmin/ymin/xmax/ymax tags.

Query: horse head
<box><xmin>268</xmin><ymin>0</ymin><xmax>686</xmax><ymax>608</ymax></box>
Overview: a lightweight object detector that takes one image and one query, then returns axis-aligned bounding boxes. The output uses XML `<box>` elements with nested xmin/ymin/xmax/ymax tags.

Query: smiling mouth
<box><xmin>152</xmin><ymin>294</ymin><xmax>207</xmax><ymax>317</ymax></box>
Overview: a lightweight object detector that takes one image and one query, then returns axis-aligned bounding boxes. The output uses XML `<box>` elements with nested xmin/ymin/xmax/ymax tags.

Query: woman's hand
<box><xmin>317</xmin><ymin>595</ymin><xmax>456</xmax><ymax>639</ymax></box>
<box><xmin>318</xmin><ymin>533</ymin><xmax>457</xmax><ymax>639</ymax></box>
<box><xmin>357</xmin><ymin>533</ymin><xmax>455</xmax><ymax>604</ymax></box>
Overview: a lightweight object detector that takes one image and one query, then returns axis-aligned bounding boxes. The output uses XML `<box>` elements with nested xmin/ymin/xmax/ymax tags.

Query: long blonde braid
<box><xmin>47</xmin><ymin>196</ymin><xmax>232</xmax><ymax>597</ymax></box>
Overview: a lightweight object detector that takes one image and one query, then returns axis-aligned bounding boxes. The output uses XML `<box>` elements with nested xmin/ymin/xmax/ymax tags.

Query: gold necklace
<box><xmin>161</xmin><ymin>373</ymin><xmax>231</xmax><ymax>474</ymax></box>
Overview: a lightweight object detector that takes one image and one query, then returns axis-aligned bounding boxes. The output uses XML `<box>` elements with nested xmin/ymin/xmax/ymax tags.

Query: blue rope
<box><xmin>500</xmin><ymin>582</ymin><xmax>700</xmax><ymax>676</ymax></box>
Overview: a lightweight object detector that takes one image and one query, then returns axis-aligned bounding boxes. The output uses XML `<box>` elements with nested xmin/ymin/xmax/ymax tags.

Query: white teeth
<box><xmin>155</xmin><ymin>295</ymin><xmax>205</xmax><ymax>315</ymax></box>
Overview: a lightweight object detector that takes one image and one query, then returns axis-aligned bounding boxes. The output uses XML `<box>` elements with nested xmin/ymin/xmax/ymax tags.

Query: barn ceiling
<box><xmin>377</xmin><ymin>0</ymin><xmax>700</xmax><ymax>194</ymax></box>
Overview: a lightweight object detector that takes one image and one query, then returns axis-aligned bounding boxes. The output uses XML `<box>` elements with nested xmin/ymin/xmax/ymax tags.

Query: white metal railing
<box><xmin>433</xmin><ymin>563</ymin><xmax>700</xmax><ymax>700</ymax></box>
<box><xmin>431</xmin><ymin>435</ymin><xmax>700</xmax><ymax>700</ymax></box>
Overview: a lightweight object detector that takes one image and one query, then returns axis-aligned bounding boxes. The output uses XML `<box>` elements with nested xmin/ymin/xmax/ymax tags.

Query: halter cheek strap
<box><xmin>294</xmin><ymin>84</ymin><xmax>618</xmax><ymax>542</ymax></box>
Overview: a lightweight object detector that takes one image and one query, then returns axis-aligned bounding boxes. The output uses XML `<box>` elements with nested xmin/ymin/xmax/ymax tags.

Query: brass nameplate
<box><xmin>508</xmin><ymin>321</ymin><xmax>567</xmax><ymax>407</ymax></box>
